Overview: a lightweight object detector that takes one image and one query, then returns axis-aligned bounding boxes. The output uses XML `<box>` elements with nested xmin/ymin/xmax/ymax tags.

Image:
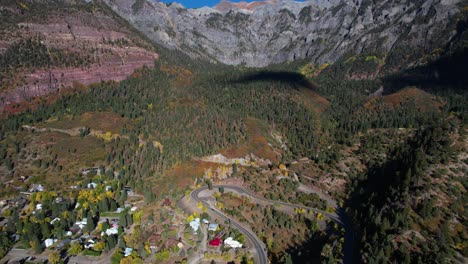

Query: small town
<box><xmin>0</xmin><ymin>166</ymin><xmax>262</xmax><ymax>264</ymax></box>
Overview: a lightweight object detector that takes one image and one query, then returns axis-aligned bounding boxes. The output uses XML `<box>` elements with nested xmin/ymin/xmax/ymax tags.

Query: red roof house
<box><xmin>209</xmin><ymin>238</ymin><xmax>222</xmax><ymax>247</ymax></box>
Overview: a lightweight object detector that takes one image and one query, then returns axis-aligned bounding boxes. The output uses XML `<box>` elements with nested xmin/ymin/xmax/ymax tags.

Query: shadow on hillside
<box><xmin>230</xmin><ymin>71</ymin><xmax>318</xmax><ymax>90</ymax></box>
<box><xmin>383</xmin><ymin>18</ymin><xmax>468</xmax><ymax>95</ymax></box>
<box><xmin>383</xmin><ymin>49</ymin><xmax>468</xmax><ymax>94</ymax></box>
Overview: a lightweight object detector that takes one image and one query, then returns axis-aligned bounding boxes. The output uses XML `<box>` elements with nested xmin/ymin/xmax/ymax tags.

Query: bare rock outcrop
<box><xmin>0</xmin><ymin>0</ymin><xmax>158</xmax><ymax>107</ymax></box>
<box><xmin>104</xmin><ymin>0</ymin><xmax>462</xmax><ymax>67</ymax></box>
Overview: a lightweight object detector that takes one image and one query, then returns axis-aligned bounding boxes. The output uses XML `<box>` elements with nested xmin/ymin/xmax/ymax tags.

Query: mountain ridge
<box><xmin>105</xmin><ymin>0</ymin><xmax>463</xmax><ymax>68</ymax></box>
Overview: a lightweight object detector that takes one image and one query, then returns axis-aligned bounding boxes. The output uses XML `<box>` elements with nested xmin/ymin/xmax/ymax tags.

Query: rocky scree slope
<box><xmin>103</xmin><ymin>0</ymin><xmax>463</xmax><ymax>68</ymax></box>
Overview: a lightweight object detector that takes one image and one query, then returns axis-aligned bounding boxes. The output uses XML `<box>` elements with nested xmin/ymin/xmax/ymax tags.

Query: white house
<box><xmin>87</xmin><ymin>182</ymin><xmax>97</xmax><ymax>189</ymax></box>
<box><xmin>224</xmin><ymin>237</ymin><xmax>242</xmax><ymax>248</ymax></box>
<box><xmin>50</xmin><ymin>218</ymin><xmax>60</xmax><ymax>225</ymax></box>
<box><xmin>208</xmin><ymin>223</ymin><xmax>219</xmax><ymax>231</ymax></box>
<box><xmin>75</xmin><ymin>218</ymin><xmax>87</xmax><ymax>229</ymax></box>
<box><xmin>105</xmin><ymin>227</ymin><xmax>119</xmax><ymax>236</ymax></box>
<box><xmin>30</xmin><ymin>184</ymin><xmax>44</xmax><ymax>192</ymax></box>
<box><xmin>189</xmin><ymin>218</ymin><xmax>201</xmax><ymax>233</ymax></box>
<box><xmin>124</xmin><ymin>247</ymin><xmax>133</xmax><ymax>257</ymax></box>
<box><xmin>44</xmin><ymin>238</ymin><xmax>57</xmax><ymax>248</ymax></box>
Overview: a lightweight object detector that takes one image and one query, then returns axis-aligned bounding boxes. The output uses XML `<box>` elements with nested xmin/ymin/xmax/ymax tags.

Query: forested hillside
<box><xmin>1</xmin><ymin>36</ymin><xmax>467</xmax><ymax>261</ymax></box>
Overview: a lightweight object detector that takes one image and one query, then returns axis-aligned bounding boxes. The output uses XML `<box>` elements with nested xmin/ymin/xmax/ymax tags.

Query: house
<box><xmin>55</xmin><ymin>197</ymin><xmax>63</xmax><ymax>203</ymax></box>
<box><xmin>124</xmin><ymin>247</ymin><xmax>133</xmax><ymax>257</ymax></box>
<box><xmin>66</xmin><ymin>231</ymin><xmax>73</xmax><ymax>236</ymax></box>
<box><xmin>189</xmin><ymin>218</ymin><xmax>200</xmax><ymax>233</ymax></box>
<box><xmin>29</xmin><ymin>184</ymin><xmax>44</xmax><ymax>192</ymax></box>
<box><xmin>130</xmin><ymin>206</ymin><xmax>138</xmax><ymax>212</ymax></box>
<box><xmin>116</xmin><ymin>208</ymin><xmax>124</xmax><ymax>213</ymax></box>
<box><xmin>209</xmin><ymin>238</ymin><xmax>222</xmax><ymax>247</ymax></box>
<box><xmin>50</xmin><ymin>218</ymin><xmax>60</xmax><ymax>225</ymax></box>
<box><xmin>208</xmin><ymin>223</ymin><xmax>219</xmax><ymax>232</ymax></box>
<box><xmin>105</xmin><ymin>227</ymin><xmax>118</xmax><ymax>236</ymax></box>
<box><xmin>105</xmin><ymin>185</ymin><xmax>112</xmax><ymax>191</ymax></box>
<box><xmin>84</xmin><ymin>239</ymin><xmax>95</xmax><ymax>249</ymax></box>
<box><xmin>75</xmin><ymin>218</ymin><xmax>87</xmax><ymax>229</ymax></box>
<box><xmin>82</xmin><ymin>167</ymin><xmax>99</xmax><ymax>175</ymax></box>
<box><xmin>224</xmin><ymin>237</ymin><xmax>242</xmax><ymax>248</ymax></box>
<box><xmin>87</xmin><ymin>182</ymin><xmax>97</xmax><ymax>189</ymax></box>
<box><xmin>36</xmin><ymin>204</ymin><xmax>42</xmax><ymax>210</ymax></box>
<box><xmin>148</xmin><ymin>235</ymin><xmax>161</xmax><ymax>251</ymax></box>
<box><xmin>44</xmin><ymin>238</ymin><xmax>57</xmax><ymax>248</ymax></box>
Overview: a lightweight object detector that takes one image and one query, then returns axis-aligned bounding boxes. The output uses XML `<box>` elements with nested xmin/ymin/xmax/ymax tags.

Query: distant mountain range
<box><xmin>105</xmin><ymin>0</ymin><xmax>464</xmax><ymax>67</ymax></box>
<box><xmin>0</xmin><ymin>0</ymin><xmax>466</xmax><ymax>108</ymax></box>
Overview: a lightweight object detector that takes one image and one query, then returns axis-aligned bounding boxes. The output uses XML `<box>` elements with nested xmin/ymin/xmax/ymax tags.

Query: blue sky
<box><xmin>159</xmin><ymin>0</ymin><xmax>302</xmax><ymax>9</ymax></box>
<box><xmin>160</xmin><ymin>0</ymin><xmax>223</xmax><ymax>8</ymax></box>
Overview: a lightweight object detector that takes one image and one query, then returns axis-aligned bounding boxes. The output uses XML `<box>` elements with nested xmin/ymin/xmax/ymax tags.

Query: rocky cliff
<box><xmin>0</xmin><ymin>0</ymin><xmax>158</xmax><ymax>108</ymax></box>
<box><xmin>104</xmin><ymin>0</ymin><xmax>463</xmax><ymax>68</ymax></box>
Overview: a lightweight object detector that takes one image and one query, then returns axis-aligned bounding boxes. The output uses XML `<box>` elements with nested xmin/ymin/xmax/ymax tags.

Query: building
<box><xmin>84</xmin><ymin>239</ymin><xmax>96</xmax><ymax>249</ymax></box>
<box><xmin>105</xmin><ymin>226</ymin><xmax>118</xmax><ymax>236</ymax></box>
<box><xmin>208</xmin><ymin>223</ymin><xmax>219</xmax><ymax>231</ymax></box>
<box><xmin>124</xmin><ymin>247</ymin><xmax>133</xmax><ymax>257</ymax></box>
<box><xmin>87</xmin><ymin>182</ymin><xmax>97</xmax><ymax>189</ymax></box>
<box><xmin>209</xmin><ymin>238</ymin><xmax>222</xmax><ymax>247</ymax></box>
<box><xmin>189</xmin><ymin>218</ymin><xmax>200</xmax><ymax>233</ymax></box>
<box><xmin>44</xmin><ymin>238</ymin><xmax>57</xmax><ymax>248</ymax></box>
<box><xmin>148</xmin><ymin>235</ymin><xmax>161</xmax><ymax>251</ymax></box>
<box><xmin>29</xmin><ymin>184</ymin><xmax>44</xmax><ymax>192</ymax></box>
<box><xmin>224</xmin><ymin>237</ymin><xmax>242</xmax><ymax>248</ymax></box>
<box><xmin>75</xmin><ymin>218</ymin><xmax>87</xmax><ymax>230</ymax></box>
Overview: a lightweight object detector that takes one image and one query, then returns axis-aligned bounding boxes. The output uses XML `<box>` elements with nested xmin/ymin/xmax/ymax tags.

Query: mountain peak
<box><xmin>214</xmin><ymin>0</ymin><xmax>275</xmax><ymax>12</ymax></box>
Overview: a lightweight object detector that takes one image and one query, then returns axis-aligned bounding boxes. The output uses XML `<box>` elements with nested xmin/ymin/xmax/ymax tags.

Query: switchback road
<box><xmin>190</xmin><ymin>184</ymin><xmax>355</xmax><ymax>264</ymax></box>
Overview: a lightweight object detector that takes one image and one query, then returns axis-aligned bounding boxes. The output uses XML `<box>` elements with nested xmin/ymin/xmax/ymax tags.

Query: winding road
<box><xmin>190</xmin><ymin>184</ymin><xmax>355</xmax><ymax>264</ymax></box>
<box><xmin>191</xmin><ymin>187</ymin><xmax>268</xmax><ymax>264</ymax></box>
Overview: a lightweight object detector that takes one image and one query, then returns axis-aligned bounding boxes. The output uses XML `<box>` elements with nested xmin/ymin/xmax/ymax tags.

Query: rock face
<box><xmin>0</xmin><ymin>0</ymin><xmax>158</xmax><ymax>107</ymax></box>
<box><xmin>104</xmin><ymin>0</ymin><xmax>462</xmax><ymax>67</ymax></box>
<box><xmin>1</xmin><ymin>55</ymin><xmax>155</xmax><ymax>105</ymax></box>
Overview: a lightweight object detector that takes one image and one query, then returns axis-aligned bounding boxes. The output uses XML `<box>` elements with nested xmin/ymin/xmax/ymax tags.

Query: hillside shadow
<box><xmin>383</xmin><ymin>48</ymin><xmax>468</xmax><ymax>94</ymax></box>
<box><xmin>230</xmin><ymin>71</ymin><xmax>318</xmax><ymax>90</ymax></box>
<box><xmin>382</xmin><ymin>17</ymin><xmax>468</xmax><ymax>95</ymax></box>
